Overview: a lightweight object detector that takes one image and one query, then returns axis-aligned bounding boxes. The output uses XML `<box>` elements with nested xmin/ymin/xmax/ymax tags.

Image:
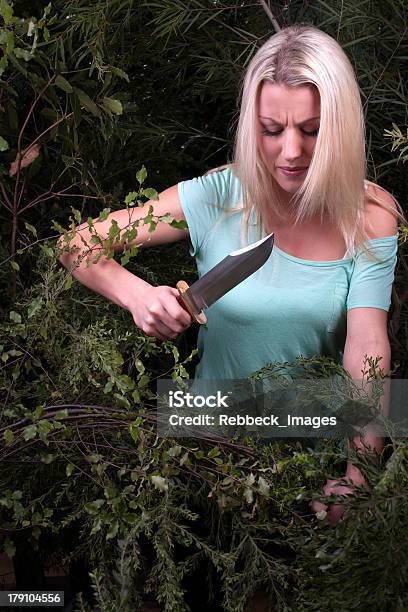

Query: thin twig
<box><xmin>0</xmin><ymin>183</ymin><xmax>12</xmax><ymax>212</ymax></box>
<box><xmin>20</xmin><ymin>189</ymin><xmax>108</xmax><ymax>214</ymax></box>
<box><xmin>13</xmin><ymin>76</ymin><xmax>55</xmax><ymax>214</ymax></box>
<box><xmin>363</xmin><ymin>28</ymin><xmax>406</xmax><ymax>110</ymax></box>
<box><xmin>259</xmin><ymin>0</ymin><xmax>281</xmax><ymax>33</ymax></box>
<box><xmin>17</xmin><ymin>112</ymin><xmax>74</xmax><ymax>167</ymax></box>
<box><xmin>336</xmin><ymin>0</ymin><xmax>344</xmax><ymax>41</ymax></box>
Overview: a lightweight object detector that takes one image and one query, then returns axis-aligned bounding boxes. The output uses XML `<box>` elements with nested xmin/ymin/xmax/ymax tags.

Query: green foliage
<box><xmin>385</xmin><ymin>124</ymin><xmax>408</xmax><ymax>163</ymax></box>
<box><xmin>1</xmin><ymin>377</ymin><xmax>408</xmax><ymax>610</ymax></box>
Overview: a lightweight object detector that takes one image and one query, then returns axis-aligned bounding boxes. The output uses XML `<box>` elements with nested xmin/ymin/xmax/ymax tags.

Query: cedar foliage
<box><xmin>0</xmin><ymin>1</ymin><xmax>407</xmax><ymax>610</ymax></box>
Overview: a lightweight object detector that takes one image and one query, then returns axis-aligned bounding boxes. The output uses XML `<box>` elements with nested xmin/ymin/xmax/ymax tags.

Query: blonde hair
<box><xmin>232</xmin><ymin>24</ymin><xmax>376</xmax><ymax>252</ymax></box>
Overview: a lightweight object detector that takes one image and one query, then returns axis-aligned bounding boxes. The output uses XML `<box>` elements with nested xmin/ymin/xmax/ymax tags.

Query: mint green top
<box><xmin>178</xmin><ymin>167</ymin><xmax>398</xmax><ymax>380</ymax></box>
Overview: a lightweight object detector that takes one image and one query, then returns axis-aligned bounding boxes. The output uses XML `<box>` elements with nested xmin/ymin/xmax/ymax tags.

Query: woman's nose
<box><xmin>281</xmin><ymin>130</ymin><xmax>302</xmax><ymax>161</ymax></box>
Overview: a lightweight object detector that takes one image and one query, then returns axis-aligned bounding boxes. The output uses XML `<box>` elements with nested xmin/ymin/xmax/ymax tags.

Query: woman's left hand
<box><xmin>310</xmin><ymin>468</ymin><xmax>367</xmax><ymax>526</ymax></box>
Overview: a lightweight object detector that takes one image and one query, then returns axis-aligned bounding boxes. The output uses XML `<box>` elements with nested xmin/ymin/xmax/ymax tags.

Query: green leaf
<box><xmin>258</xmin><ymin>476</ymin><xmax>270</xmax><ymax>496</ymax></box>
<box><xmin>27</xmin><ymin>297</ymin><xmax>43</xmax><ymax>318</ymax></box>
<box><xmin>138</xmin><ymin>374</ymin><xmax>149</xmax><ymax>388</ymax></box>
<box><xmin>143</xmin><ymin>188</ymin><xmax>159</xmax><ymax>201</ymax></box>
<box><xmin>84</xmin><ymin>499</ymin><xmax>105</xmax><ymax>515</ymax></box>
<box><xmin>41</xmin><ymin>245</ymin><xmax>54</xmax><ymax>257</ymax></box>
<box><xmin>54</xmin><ymin>409</ymin><xmax>68</xmax><ymax>420</ymax></box>
<box><xmin>52</xmin><ymin>220</ymin><xmax>65</xmax><ymax>233</ymax></box>
<box><xmin>244</xmin><ymin>473</ymin><xmax>256</xmax><ymax>504</ymax></box>
<box><xmin>10</xmin><ymin>261</ymin><xmax>19</xmax><ymax>271</ymax></box>
<box><xmin>129</xmin><ymin>423</ymin><xmax>140</xmax><ymax>443</ymax></box>
<box><xmin>41</xmin><ymin>453</ymin><xmax>55</xmax><ymax>464</ymax></box>
<box><xmin>23</xmin><ymin>424</ymin><xmax>37</xmax><ymax>441</ymax></box>
<box><xmin>151</xmin><ymin>475</ymin><xmax>168</xmax><ymax>492</ymax></box>
<box><xmin>102</xmin><ymin>97</ymin><xmax>123</xmax><ymax>115</ymax></box>
<box><xmin>96</xmin><ymin>208</ymin><xmax>110</xmax><ymax>222</ymax></box>
<box><xmin>74</xmin><ymin>87</ymin><xmax>101</xmax><ymax>118</ymax></box>
<box><xmin>103</xmin><ymin>380</ymin><xmax>113</xmax><ymax>394</ymax></box>
<box><xmin>9</xmin><ymin>311</ymin><xmax>21</xmax><ymax>324</ymax></box>
<box><xmin>66</xmin><ymin>463</ymin><xmax>74</xmax><ymax>477</ymax></box>
<box><xmin>208</xmin><ymin>447</ymin><xmax>220</xmax><ymax>458</ymax></box>
<box><xmin>55</xmin><ymin>74</ymin><xmax>73</xmax><ymax>93</ymax></box>
<box><xmin>120</xmin><ymin>250</ymin><xmax>131</xmax><ymax>266</ymax></box>
<box><xmin>108</xmin><ymin>219</ymin><xmax>119</xmax><ymax>239</ymax></box>
<box><xmin>3</xmin><ymin>429</ymin><xmax>14</xmax><ymax>443</ymax></box>
<box><xmin>14</xmin><ymin>48</ymin><xmax>32</xmax><ymax>62</ymax></box>
<box><xmin>111</xmin><ymin>66</ymin><xmax>129</xmax><ymax>82</ymax></box>
<box><xmin>124</xmin><ymin>191</ymin><xmax>137</xmax><ymax>205</ymax></box>
<box><xmin>136</xmin><ymin>165</ymin><xmax>147</xmax><ymax>184</ymax></box>
<box><xmin>172</xmin><ymin>346</ymin><xmax>179</xmax><ymax>362</ymax></box>
<box><xmin>24</xmin><ymin>222</ymin><xmax>37</xmax><ymax>237</ymax></box>
<box><xmin>135</xmin><ymin>359</ymin><xmax>145</xmax><ymax>374</ymax></box>
<box><xmin>71</xmin><ymin>208</ymin><xmax>82</xmax><ymax>224</ymax></box>
<box><xmin>160</xmin><ymin>213</ymin><xmax>173</xmax><ymax>224</ymax></box>
<box><xmin>63</xmin><ymin>275</ymin><xmax>73</xmax><ymax>291</ymax></box>
<box><xmin>170</xmin><ymin>219</ymin><xmax>188</xmax><ymax>230</ymax></box>
<box><xmin>37</xmin><ymin>420</ymin><xmax>53</xmax><ymax>443</ymax></box>
<box><xmin>106</xmin><ymin>520</ymin><xmax>119</xmax><ymax>540</ymax></box>
<box><xmin>0</xmin><ymin>136</ymin><xmax>9</xmax><ymax>151</ymax></box>
<box><xmin>0</xmin><ymin>1</ymin><xmax>13</xmax><ymax>25</ymax></box>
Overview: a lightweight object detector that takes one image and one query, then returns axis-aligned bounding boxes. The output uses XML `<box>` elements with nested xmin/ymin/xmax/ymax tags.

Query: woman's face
<box><xmin>257</xmin><ymin>82</ymin><xmax>320</xmax><ymax>198</ymax></box>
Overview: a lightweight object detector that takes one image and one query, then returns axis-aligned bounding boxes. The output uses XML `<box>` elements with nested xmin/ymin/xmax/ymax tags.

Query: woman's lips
<box><xmin>278</xmin><ymin>167</ymin><xmax>308</xmax><ymax>177</ymax></box>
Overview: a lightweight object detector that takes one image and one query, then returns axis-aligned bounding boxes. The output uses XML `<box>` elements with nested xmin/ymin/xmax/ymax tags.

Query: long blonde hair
<box><xmin>233</xmin><ymin>24</ymin><xmax>374</xmax><ymax>251</ymax></box>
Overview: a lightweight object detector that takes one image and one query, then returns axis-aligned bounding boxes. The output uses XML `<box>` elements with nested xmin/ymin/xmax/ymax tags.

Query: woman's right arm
<box><xmin>58</xmin><ymin>184</ymin><xmax>193</xmax><ymax>340</ymax></box>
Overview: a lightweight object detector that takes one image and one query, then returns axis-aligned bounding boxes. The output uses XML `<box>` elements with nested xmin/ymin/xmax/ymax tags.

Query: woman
<box><xmin>59</xmin><ymin>25</ymin><xmax>400</xmax><ymax>524</ymax></box>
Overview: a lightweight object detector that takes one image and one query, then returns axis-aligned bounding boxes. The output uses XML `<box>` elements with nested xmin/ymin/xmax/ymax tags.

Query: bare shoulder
<box><xmin>364</xmin><ymin>181</ymin><xmax>399</xmax><ymax>239</ymax></box>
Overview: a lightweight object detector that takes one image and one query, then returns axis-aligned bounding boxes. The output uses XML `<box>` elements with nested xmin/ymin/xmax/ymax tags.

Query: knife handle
<box><xmin>176</xmin><ymin>280</ymin><xmax>207</xmax><ymax>325</ymax></box>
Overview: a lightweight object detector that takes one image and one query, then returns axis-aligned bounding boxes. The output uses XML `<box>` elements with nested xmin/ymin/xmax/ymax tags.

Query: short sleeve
<box><xmin>178</xmin><ymin>167</ymin><xmax>241</xmax><ymax>256</ymax></box>
<box><xmin>346</xmin><ymin>235</ymin><xmax>398</xmax><ymax>311</ymax></box>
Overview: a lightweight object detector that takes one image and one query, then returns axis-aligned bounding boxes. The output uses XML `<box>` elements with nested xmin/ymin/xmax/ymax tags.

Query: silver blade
<box><xmin>186</xmin><ymin>233</ymin><xmax>274</xmax><ymax>311</ymax></box>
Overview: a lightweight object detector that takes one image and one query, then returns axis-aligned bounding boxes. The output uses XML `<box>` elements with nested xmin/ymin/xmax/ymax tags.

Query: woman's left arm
<box><xmin>343</xmin><ymin>307</ymin><xmax>390</xmax><ymax>478</ymax></box>
<box><xmin>311</xmin><ymin>185</ymin><xmax>399</xmax><ymax>525</ymax></box>
<box><xmin>311</xmin><ymin>308</ymin><xmax>391</xmax><ymax>525</ymax></box>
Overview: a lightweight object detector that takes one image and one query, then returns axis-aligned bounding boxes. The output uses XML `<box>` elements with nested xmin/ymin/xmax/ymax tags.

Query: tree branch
<box><xmin>259</xmin><ymin>0</ymin><xmax>281</xmax><ymax>33</ymax></box>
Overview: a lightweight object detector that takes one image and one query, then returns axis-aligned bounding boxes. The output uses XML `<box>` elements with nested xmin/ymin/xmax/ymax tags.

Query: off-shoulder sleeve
<box><xmin>346</xmin><ymin>235</ymin><xmax>398</xmax><ymax>311</ymax></box>
<box><xmin>177</xmin><ymin>167</ymin><xmax>241</xmax><ymax>256</ymax></box>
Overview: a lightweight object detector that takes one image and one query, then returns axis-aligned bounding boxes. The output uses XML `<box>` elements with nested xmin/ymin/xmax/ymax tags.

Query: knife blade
<box><xmin>177</xmin><ymin>233</ymin><xmax>274</xmax><ymax>324</ymax></box>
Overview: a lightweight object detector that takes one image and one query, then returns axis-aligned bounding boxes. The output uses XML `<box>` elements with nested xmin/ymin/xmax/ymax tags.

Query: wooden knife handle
<box><xmin>176</xmin><ymin>280</ymin><xmax>207</xmax><ymax>325</ymax></box>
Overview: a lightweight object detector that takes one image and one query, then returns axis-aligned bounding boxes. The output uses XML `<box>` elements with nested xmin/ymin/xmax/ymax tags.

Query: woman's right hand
<box><xmin>129</xmin><ymin>284</ymin><xmax>192</xmax><ymax>341</ymax></box>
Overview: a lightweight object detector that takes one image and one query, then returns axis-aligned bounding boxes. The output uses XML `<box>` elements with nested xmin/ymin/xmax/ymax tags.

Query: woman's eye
<box><xmin>302</xmin><ymin>128</ymin><xmax>319</xmax><ymax>136</ymax></box>
<box><xmin>261</xmin><ymin>129</ymin><xmax>282</xmax><ymax>136</ymax></box>
<box><xmin>261</xmin><ymin>128</ymin><xmax>319</xmax><ymax>137</ymax></box>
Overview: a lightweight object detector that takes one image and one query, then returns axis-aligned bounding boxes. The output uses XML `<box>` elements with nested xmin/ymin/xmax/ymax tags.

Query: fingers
<box><xmin>310</xmin><ymin>477</ymin><xmax>354</xmax><ymax>526</ymax></box>
<box><xmin>149</xmin><ymin>291</ymin><xmax>191</xmax><ymax>334</ymax></box>
<box><xmin>165</xmin><ymin>287</ymin><xmax>192</xmax><ymax>327</ymax></box>
<box><xmin>310</xmin><ymin>500</ymin><xmax>327</xmax><ymax>514</ymax></box>
<box><xmin>137</xmin><ymin>286</ymin><xmax>192</xmax><ymax>340</ymax></box>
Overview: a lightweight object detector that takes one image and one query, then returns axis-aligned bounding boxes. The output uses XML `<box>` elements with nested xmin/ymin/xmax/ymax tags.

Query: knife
<box><xmin>177</xmin><ymin>233</ymin><xmax>274</xmax><ymax>324</ymax></box>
